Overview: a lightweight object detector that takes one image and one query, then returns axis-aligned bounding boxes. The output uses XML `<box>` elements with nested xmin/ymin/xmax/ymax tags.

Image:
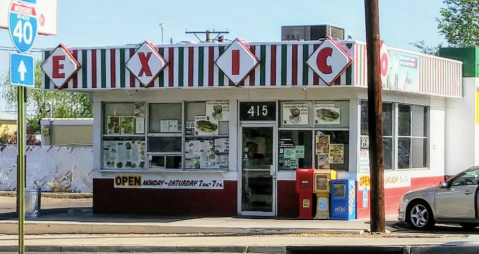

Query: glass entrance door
<box><xmin>240</xmin><ymin>125</ymin><xmax>276</xmax><ymax>216</ymax></box>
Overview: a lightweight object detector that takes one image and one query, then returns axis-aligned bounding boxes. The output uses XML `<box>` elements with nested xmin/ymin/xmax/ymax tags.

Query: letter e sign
<box><xmin>41</xmin><ymin>43</ymin><xmax>81</xmax><ymax>89</ymax></box>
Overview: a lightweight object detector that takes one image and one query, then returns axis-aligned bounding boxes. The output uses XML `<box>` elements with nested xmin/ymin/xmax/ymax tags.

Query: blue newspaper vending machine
<box><xmin>330</xmin><ymin>179</ymin><xmax>356</xmax><ymax>220</ymax></box>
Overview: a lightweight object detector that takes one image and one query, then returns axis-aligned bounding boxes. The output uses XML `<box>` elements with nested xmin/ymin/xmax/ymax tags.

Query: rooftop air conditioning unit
<box><xmin>281</xmin><ymin>25</ymin><xmax>345</xmax><ymax>41</ymax></box>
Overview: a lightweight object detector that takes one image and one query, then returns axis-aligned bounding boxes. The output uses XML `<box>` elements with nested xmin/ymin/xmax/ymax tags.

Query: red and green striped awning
<box><xmin>41</xmin><ymin>40</ymin><xmax>462</xmax><ymax>98</ymax></box>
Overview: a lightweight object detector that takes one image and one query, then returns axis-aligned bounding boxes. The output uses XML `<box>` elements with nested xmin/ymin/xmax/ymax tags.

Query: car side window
<box><xmin>451</xmin><ymin>168</ymin><xmax>479</xmax><ymax>186</ymax></box>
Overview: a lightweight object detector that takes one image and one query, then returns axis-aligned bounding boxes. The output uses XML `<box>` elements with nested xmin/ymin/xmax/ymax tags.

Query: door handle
<box><xmin>465</xmin><ymin>190</ymin><xmax>473</xmax><ymax>195</ymax></box>
<box><xmin>270</xmin><ymin>165</ymin><xmax>275</xmax><ymax>178</ymax></box>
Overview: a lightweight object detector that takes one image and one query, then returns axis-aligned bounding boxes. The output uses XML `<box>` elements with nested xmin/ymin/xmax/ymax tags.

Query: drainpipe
<box><xmin>48</xmin><ymin>103</ymin><xmax>53</xmax><ymax>146</ymax></box>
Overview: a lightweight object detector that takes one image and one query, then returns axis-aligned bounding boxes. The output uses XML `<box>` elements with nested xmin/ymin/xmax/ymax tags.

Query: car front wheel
<box><xmin>407</xmin><ymin>201</ymin><xmax>435</xmax><ymax>229</ymax></box>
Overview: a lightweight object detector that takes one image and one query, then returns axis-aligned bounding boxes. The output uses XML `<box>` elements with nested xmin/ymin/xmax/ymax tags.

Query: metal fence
<box><xmin>0</xmin><ymin>145</ymin><xmax>93</xmax><ymax>192</ymax></box>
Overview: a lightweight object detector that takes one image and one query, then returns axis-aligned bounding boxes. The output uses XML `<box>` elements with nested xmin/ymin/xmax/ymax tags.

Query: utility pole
<box><xmin>364</xmin><ymin>0</ymin><xmax>385</xmax><ymax>233</ymax></box>
<box><xmin>185</xmin><ymin>30</ymin><xmax>229</xmax><ymax>43</ymax></box>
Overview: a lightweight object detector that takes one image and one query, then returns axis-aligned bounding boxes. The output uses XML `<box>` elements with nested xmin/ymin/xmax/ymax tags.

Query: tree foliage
<box><xmin>1</xmin><ymin>61</ymin><xmax>93</xmax><ymax>133</ymax></box>
<box><xmin>410</xmin><ymin>41</ymin><xmax>442</xmax><ymax>55</ymax></box>
<box><xmin>437</xmin><ymin>0</ymin><xmax>479</xmax><ymax>47</ymax></box>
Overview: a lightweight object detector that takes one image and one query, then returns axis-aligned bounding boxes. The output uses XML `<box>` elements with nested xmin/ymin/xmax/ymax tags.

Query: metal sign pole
<box><xmin>17</xmin><ymin>85</ymin><xmax>26</xmax><ymax>254</ymax></box>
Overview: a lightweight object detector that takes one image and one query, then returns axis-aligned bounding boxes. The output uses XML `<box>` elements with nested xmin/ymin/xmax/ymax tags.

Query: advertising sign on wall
<box><xmin>282</xmin><ymin>103</ymin><xmax>309</xmax><ymax>125</ymax></box>
<box><xmin>315</xmin><ymin>104</ymin><xmax>341</xmax><ymax>125</ymax></box>
<box><xmin>387</xmin><ymin>50</ymin><xmax>419</xmax><ymax>93</ymax></box>
<box><xmin>114</xmin><ymin>174</ymin><xmax>224</xmax><ymax>189</ymax></box>
<box><xmin>206</xmin><ymin>101</ymin><xmax>230</xmax><ymax>121</ymax></box>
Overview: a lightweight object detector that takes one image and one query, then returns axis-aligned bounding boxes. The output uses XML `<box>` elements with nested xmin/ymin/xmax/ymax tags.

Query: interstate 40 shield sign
<box><xmin>8</xmin><ymin>1</ymin><xmax>38</xmax><ymax>53</ymax></box>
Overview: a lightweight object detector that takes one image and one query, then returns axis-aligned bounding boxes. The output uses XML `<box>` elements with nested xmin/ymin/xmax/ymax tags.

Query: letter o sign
<box><xmin>380</xmin><ymin>51</ymin><xmax>389</xmax><ymax>77</ymax></box>
<box><xmin>379</xmin><ymin>42</ymin><xmax>389</xmax><ymax>86</ymax></box>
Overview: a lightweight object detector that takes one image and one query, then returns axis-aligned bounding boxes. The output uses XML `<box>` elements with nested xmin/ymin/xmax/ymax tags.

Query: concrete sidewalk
<box><xmin>0</xmin><ymin>234</ymin><xmax>478</xmax><ymax>253</ymax></box>
<box><xmin>1</xmin><ymin>192</ymin><xmax>479</xmax><ymax>253</ymax></box>
<box><xmin>0</xmin><ymin>194</ymin><xmax>395</xmax><ymax>235</ymax></box>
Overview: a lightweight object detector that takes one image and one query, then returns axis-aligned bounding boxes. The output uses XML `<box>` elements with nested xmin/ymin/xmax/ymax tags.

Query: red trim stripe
<box><xmin>129</xmin><ymin>48</ymin><xmax>136</xmax><ymax>88</ymax></box>
<box><xmin>434</xmin><ymin>60</ymin><xmax>437</xmax><ymax>94</ymax></box>
<box><xmin>169</xmin><ymin>47</ymin><xmax>174</xmax><ymax>87</ymax></box>
<box><xmin>208</xmin><ymin>47</ymin><xmax>214</xmax><ymax>86</ymax></box>
<box><xmin>271</xmin><ymin>45</ymin><xmax>276</xmax><ymax>86</ymax></box>
<box><xmin>313</xmin><ymin>44</ymin><xmax>320</xmax><ymax>85</ymax></box>
<box><xmin>249</xmin><ymin>45</ymin><xmax>256</xmax><ymax>86</ymax></box>
<box><xmin>110</xmin><ymin>49</ymin><xmax>116</xmax><ymax>88</ymax></box>
<box><xmin>72</xmin><ymin>50</ymin><xmax>78</xmax><ymax>88</ymax></box>
<box><xmin>188</xmin><ymin>47</ymin><xmax>194</xmax><ymax>86</ymax></box>
<box><xmin>355</xmin><ymin>45</ymin><xmax>358</xmax><ymax>85</ymax></box>
<box><xmin>292</xmin><ymin>45</ymin><xmax>297</xmax><ymax>85</ymax></box>
<box><xmin>91</xmin><ymin>50</ymin><xmax>97</xmax><ymax>88</ymax></box>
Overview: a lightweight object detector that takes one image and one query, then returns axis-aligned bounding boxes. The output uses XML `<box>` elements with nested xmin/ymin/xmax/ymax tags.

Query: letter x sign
<box><xmin>126</xmin><ymin>41</ymin><xmax>168</xmax><ymax>87</ymax></box>
<box><xmin>41</xmin><ymin>43</ymin><xmax>81</xmax><ymax>89</ymax></box>
<box><xmin>306</xmin><ymin>36</ymin><xmax>352</xmax><ymax>86</ymax></box>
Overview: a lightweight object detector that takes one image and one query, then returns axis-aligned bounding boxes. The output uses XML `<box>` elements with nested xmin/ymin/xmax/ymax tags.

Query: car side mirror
<box><xmin>440</xmin><ymin>181</ymin><xmax>448</xmax><ymax>188</ymax></box>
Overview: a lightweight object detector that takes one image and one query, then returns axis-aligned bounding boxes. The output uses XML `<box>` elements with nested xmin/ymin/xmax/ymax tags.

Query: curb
<box><xmin>0</xmin><ymin>191</ymin><xmax>93</xmax><ymax>199</ymax></box>
<box><xmin>1</xmin><ymin>245</ymin><xmax>479</xmax><ymax>253</ymax></box>
<box><xmin>0</xmin><ymin>245</ymin><xmax>277</xmax><ymax>253</ymax></box>
<box><xmin>0</xmin><ymin>220</ymin><xmax>365</xmax><ymax>235</ymax></box>
<box><xmin>286</xmin><ymin>245</ymin><xmax>479</xmax><ymax>254</ymax></box>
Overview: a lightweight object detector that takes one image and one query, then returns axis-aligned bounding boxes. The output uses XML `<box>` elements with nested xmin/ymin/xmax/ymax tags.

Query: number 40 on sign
<box><xmin>8</xmin><ymin>1</ymin><xmax>38</xmax><ymax>53</ymax></box>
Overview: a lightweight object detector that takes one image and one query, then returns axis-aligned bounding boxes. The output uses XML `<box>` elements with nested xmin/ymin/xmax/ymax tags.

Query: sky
<box><xmin>0</xmin><ymin>0</ymin><xmax>447</xmax><ymax>113</ymax></box>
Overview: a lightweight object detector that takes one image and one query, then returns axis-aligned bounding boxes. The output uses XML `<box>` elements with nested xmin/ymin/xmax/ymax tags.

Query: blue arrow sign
<box><xmin>8</xmin><ymin>1</ymin><xmax>38</xmax><ymax>53</ymax></box>
<box><xmin>10</xmin><ymin>52</ymin><xmax>34</xmax><ymax>87</ymax></box>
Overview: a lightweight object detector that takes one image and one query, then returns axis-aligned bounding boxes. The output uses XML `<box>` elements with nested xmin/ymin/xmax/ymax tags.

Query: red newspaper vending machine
<box><xmin>295</xmin><ymin>168</ymin><xmax>314</xmax><ymax>219</ymax></box>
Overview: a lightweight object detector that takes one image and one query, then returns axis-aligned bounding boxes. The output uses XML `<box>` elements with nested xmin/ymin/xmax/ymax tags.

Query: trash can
<box><xmin>25</xmin><ymin>187</ymin><xmax>41</xmax><ymax>218</ymax></box>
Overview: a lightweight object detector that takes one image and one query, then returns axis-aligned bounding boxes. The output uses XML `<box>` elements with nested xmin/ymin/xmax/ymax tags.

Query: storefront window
<box><xmin>361</xmin><ymin>101</ymin><xmax>428</xmax><ymax>170</ymax></box>
<box><xmin>184</xmin><ymin>101</ymin><xmax>230</xmax><ymax>170</ymax></box>
<box><xmin>102</xmin><ymin>101</ymin><xmax>230</xmax><ymax>171</ymax></box>
<box><xmin>149</xmin><ymin>103</ymin><xmax>182</xmax><ymax>133</ymax></box>
<box><xmin>278</xmin><ymin>130</ymin><xmax>313</xmax><ymax>171</ymax></box>
<box><xmin>315</xmin><ymin>130</ymin><xmax>349</xmax><ymax>171</ymax></box>
<box><xmin>398</xmin><ymin>104</ymin><xmax>428</xmax><ymax>169</ymax></box>
<box><xmin>361</xmin><ymin>101</ymin><xmax>393</xmax><ymax>170</ymax></box>
<box><xmin>102</xmin><ymin>103</ymin><xmax>146</xmax><ymax>170</ymax></box>
<box><xmin>279</xmin><ymin>100</ymin><xmax>349</xmax><ymax>171</ymax></box>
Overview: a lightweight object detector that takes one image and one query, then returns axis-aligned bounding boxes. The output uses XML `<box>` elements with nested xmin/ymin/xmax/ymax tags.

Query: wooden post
<box><xmin>364</xmin><ymin>0</ymin><xmax>385</xmax><ymax>233</ymax></box>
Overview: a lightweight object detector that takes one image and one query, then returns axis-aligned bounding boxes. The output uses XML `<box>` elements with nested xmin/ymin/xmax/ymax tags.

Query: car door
<box><xmin>435</xmin><ymin>167</ymin><xmax>479</xmax><ymax>219</ymax></box>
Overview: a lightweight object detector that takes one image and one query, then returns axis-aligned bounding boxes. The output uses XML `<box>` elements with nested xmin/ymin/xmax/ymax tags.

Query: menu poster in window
<box><xmin>194</xmin><ymin>116</ymin><xmax>218</xmax><ymax>136</ymax></box>
<box><xmin>103</xmin><ymin>141</ymin><xmax>118</xmax><ymax>168</ymax></box>
<box><xmin>279</xmin><ymin>138</ymin><xmax>295</xmax><ymax>149</ymax></box>
<box><xmin>329</xmin><ymin>144</ymin><xmax>344</xmax><ymax>164</ymax></box>
<box><xmin>160</xmin><ymin>120</ymin><xmax>170</xmax><ymax>132</ymax></box>
<box><xmin>121</xmin><ymin>117</ymin><xmax>134</xmax><ymax>134</ymax></box>
<box><xmin>295</xmin><ymin>145</ymin><xmax>305</xmax><ymax>159</ymax></box>
<box><xmin>107</xmin><ymin>116</ymin><xmax>120</xmax><ymax>134</ymax></box>
<box><xmin>185</xmin><ymin>121</ymin><xmax>195</xmax><ymax>135</ymax></box>
<box><xmin>282</xmin><ymin>103</ymin><xmax>309</xmax><ymax>125</ymax></box>
<box><xmin>134</xmin><ymin>103</ymin><xmax>145</xmax><ymax>117</ymax></box>
<box><xmin>206</xmin><ymin>101</ymin><xmax>230</xmax><ymax>121</ymax></box>
<box><xmin>317</xmin><ymin>154</ymin><xmax>330</xmax><ymax>169</ymax></box>
<box><xmin>284</xmin><ymin>148</ymin><xmax>298</xmax><ymax>169</ymax></box>
<box><xmin>315</xmin><ymin>104</ymin><xmax>341</xmax><ymax>125</ymax></box>
<box><xmin>116</xmin><ymin>141</ymin><xmax>133</xmax><ymax>169</ymax></box>
<box><xmin>316</xmin><ymin>135</ymin><xmax>330</xmax><ymax>154</ymax></box>
<box><xmin>135</xmin><ymin>118</ymin><xmax>145</xmax><ymax>134</ymax></box>
<box><xmin>132</xmin><ymin>141</ymin><xmax>146</xmax><ymax>169</ymax></box>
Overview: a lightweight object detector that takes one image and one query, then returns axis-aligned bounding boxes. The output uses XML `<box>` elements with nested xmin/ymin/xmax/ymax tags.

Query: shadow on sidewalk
<box><xmin>0</xmin><ymin>207</ymin><xmax>202</xmax><ymax>223</ymax></box>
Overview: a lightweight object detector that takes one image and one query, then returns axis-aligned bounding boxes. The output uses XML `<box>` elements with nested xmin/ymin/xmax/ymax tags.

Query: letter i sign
<box><xmin>41</xmin><ymin>43</ymin><xmax>81</xmax><ymax>89</ymax></box>
<box><xmin>215</xmin><ymin>38</ymin><xmax>259</xmax><ymax>86</ymax></box>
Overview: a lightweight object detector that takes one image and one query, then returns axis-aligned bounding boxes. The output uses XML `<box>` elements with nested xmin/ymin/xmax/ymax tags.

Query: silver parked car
<box><xmin>398</xmin><ymin>166</ymin><xmax>479</xmax><ymax>230</ymax></box>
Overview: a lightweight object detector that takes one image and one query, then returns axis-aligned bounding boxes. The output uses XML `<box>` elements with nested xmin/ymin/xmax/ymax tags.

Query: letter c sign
<box><xmin>316</xmin><ymin>47</ymin><xmax>333</xmax><ymax>74</ymax></box>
